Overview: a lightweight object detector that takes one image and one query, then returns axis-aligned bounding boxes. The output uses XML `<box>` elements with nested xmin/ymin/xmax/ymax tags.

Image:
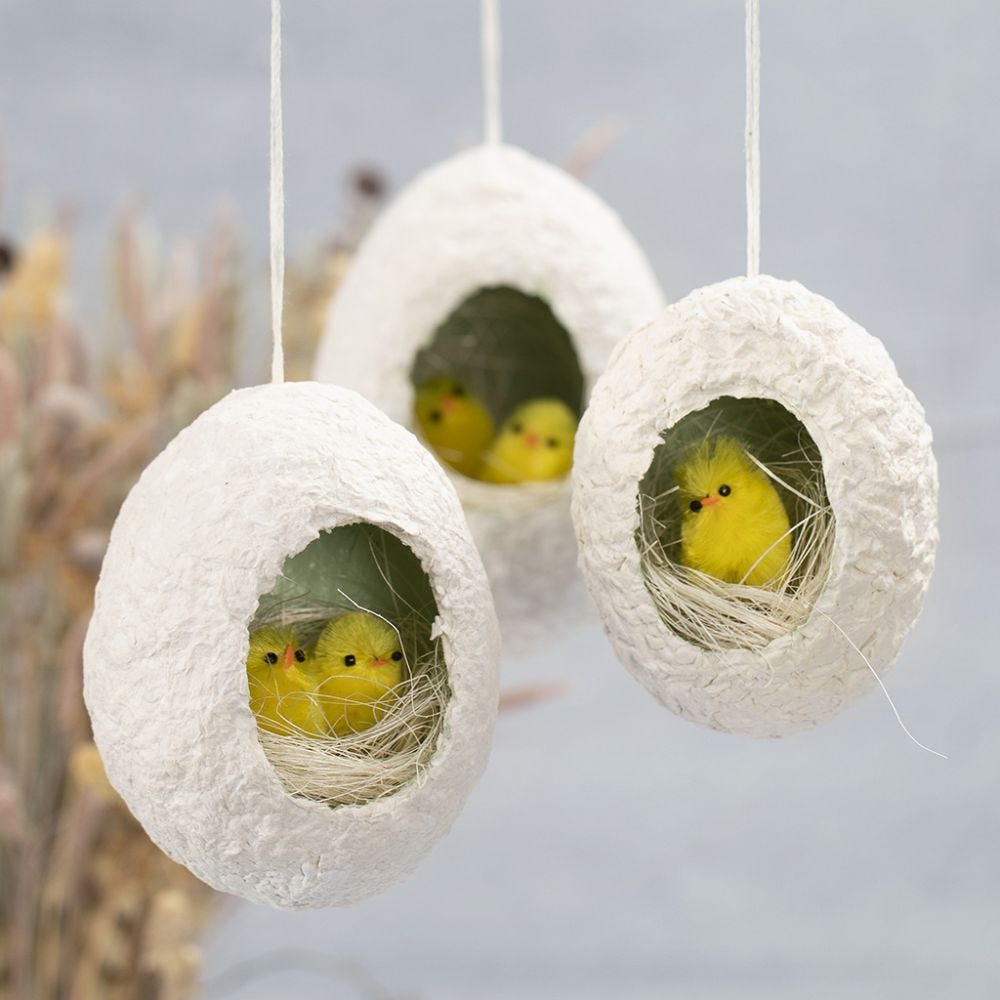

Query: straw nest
<box><xmin>249</xmin><ymin>593</ymin><xmax>449</xmax><ymax>809</ymax></box>
<box><xmin>635</xmin><ymin>397</ymin><xmax>836</xmax><ymax>652</ymax></box>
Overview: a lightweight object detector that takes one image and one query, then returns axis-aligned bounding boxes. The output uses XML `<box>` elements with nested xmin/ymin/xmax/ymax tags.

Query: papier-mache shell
<box><xmin>84</xmin><ymin>381</ymin><xmax>500</xmax><ymax>907</ymax></box>
<box><xmin>314</xmin><ymin>144</ymin><xmax>664</xmax><ymax>653</ymax></box>
<box><xmin>572</xmin><ymin>274</ymin><xmax>938</xmax><ymax>737</ymax></box>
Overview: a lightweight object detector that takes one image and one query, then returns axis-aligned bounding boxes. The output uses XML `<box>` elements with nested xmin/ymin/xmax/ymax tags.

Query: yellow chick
<box><xmin>246</xmin><ymin>626</ymin><xmax>327</xmax><ymax>737</ymax></box>
<box><xmin>675</xmin><ymin>436</ymin><xmax>792</xmax><ymax>588</ymax></box>
<box><xmin>414</xmin><ymin>376</ymin><xmax>494</xmax><ymax>478</ymax></box>
<box><xmin>313</xmin><ymin>611</ymin><xmax>405</xmax><ymax>737</ymax></box>
<box><xmin>478</xmin><ymin>398</ymin><xmax>577</xmax><ymax>484</ymax></box>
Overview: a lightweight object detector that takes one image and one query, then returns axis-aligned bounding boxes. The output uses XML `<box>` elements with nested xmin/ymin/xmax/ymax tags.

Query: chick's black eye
<box><xmin>294</xmin><ymin>649</ymin><xmax>306</xmax><ymax>662</ymax></box>
<box><xmin>718</xmin><ymin>484</ymin><xmax>732</xmax><ymax>496</ymax></box>
<box><xmin>689</xmin><ymin>499</ymin><xmax>703</xmax><ymax>513</ymax></box>
<box><xmin>429</xmin><ymin>409</ymin><xmax>442</xmax><ymax>423</ymax></box>
<box><xmin>546</xmin><ymin>437</ymin><xmax>559</xmax><ymax>448</ymax></box>
<box><xmin>391</xmin><ymin>650</ymin><xmax>403</xmax><ymax>662</ymax></box>
<box><xmin>344</xmin><ymin>654</ymin><xmax>356</xmax><ymax>667</ymax></box>
<box><xmin>453</xmin><ymin>385</ymin><xmax>465</xmax><ymax>397</ymax></box>
<box><xmin>264</xmin><ymin>652</ymin><xmax>279</xmax><ymax>665</ymax></box>
<box><xmin>511</xmin><ymin>421</ymin><xmax>523</xmax><ymax>434</ymax></box>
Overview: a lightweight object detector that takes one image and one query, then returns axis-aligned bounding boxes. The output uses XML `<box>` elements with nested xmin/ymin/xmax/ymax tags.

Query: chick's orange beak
<box><xmin>371</xmin><ymin>657</ymin><xmax>389</xmax><ymax>666</ymax></box>
<box><xmin>523</xmin><ymin>431</ymin><xmax>540</xmax><ymax>448</ymax></box>
<box><xmin>699</xmin><ymin>495</ymin><xmax>720</xmax><ymax>507</ymax></box>
<box><xmin>441</xmin><ymin>395</ymin><xmax>457</xmax><ymax>414</ymax></box>
<box><xmin>282</xmin><ymin>645</ymin><xmax>295</xmax><ymax>670</ymax></box>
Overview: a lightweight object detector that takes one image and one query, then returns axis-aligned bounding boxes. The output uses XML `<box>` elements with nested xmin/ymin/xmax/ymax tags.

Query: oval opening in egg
<box><xmin>410</xmin><ymin>286</ymin><xmax>584</xmax><ymax>486</ymax></box>
<box><xmin>635</xmin><ymin>396</ymin><xmax>835</xmax><ymax>652</ymax></box>
<box><xmin>246</xmin><ymin>522</ymin><xmax>449</xmax><ymax>807</ymax></box>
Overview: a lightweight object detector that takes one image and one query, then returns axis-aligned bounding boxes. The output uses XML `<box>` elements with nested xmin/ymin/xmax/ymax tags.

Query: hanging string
<box><xmin>481</xmin><ymin>0</ymin><xmax>502</xmax><ymax>145</ymax></box>
<box><xmin>745</xmin><ymin>0</ymin><xmax>760</xmax><ymax>278</ymax></box>
<box><xmin>270</xmin><ymin>0</ymin><xmax>285</xmax><ymax>383</ymax></box>
<box><xmin>743</xmin><ymin>3</ymin><xmax>941</xmax><ymax>758</ymax></box>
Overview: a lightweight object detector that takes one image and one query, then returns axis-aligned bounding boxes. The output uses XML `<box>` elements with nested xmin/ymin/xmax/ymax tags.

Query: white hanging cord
<box><xmin>742</xmin><ymin>2</ymin><xmax>942</xmax><ymax>758</ymax></box>
<box><xmin>481</xmin><ymin>0</ymin><xmax>502</xmax><ymax>145</ymax></box>
<box><xmin>269</xmin><ymin>0</ymin><xmax>285</xmax><ymax>383</ymax></box>
<box><xmin>745</xmin><ymin>0</ymin><xmax>761</xmax><ymax>278</ymax></box>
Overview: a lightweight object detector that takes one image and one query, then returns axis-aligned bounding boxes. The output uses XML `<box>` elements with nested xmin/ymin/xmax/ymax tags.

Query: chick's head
<box><xmin>247</xmin><ymin>626</ymin><xmax>309</xmax><ymax>672</ymax></box>
<box><xmin>414</xmin><ymin>375</ymin><xmax>495</xmax><ymax>476</ymax></box>
<box><xmin>315</xmin><ymin>611</ymin><xmax>404</xmax><ymax>673</ymax></box>
<box><xmin>415</xmin><ymin>376</ymin><xmax>465</xmax><ymax>426</ymax></box>
<box><xmin>482</xmin><ymin>398</ymin><xmax>577</xmax><ymax>484</ymax></box>
<box><xmin>675</xmin><ymin>436</ymin><xmax>769</xmax><ymax>519</ymax></box>
<box><xmin>414</xmin><ymin>375</ymin><xmax>492</xmax><ymax>436</ymax></box>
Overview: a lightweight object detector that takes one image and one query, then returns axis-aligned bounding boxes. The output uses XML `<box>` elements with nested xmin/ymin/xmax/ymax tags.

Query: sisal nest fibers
<box><xmin>636</xmin><ymin>396</ymin><xmax>835</xmax><ymax>652</ymax></box>
<box><xmin>249</xmin><ymin>523</ymin><xmax>450</xmax><ymax>808</ymax></box>
<box><xmin>251</xmin><ymin>600</ymin><xmax>448</xmax><ymax>808</ymax></box>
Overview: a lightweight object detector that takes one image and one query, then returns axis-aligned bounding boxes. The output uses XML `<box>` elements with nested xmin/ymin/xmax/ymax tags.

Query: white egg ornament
<box><xmin>314</xmin><ymin>144</ymin><xmax>664</xmax><ymax>653</ymax></box>
<box><xmin>84</xmin><ymin>382</ymin><xmax>500</xmax><ymax>907</ymax></box>
<box><xmin>572</xmin><ymin>275</ymin><xmax>938</xmax><ymax>738</ymax></box>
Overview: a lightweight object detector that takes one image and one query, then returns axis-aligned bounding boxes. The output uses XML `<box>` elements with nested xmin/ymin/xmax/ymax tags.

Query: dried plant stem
<box><xmin>38</xmin><ymin>410</ymin><xmax>158</xmax><ymax>538</ymax></box>
<box><xmin>1</xmin><ymin>171</ymin><xmax>363</xmax><ymax>998</ymax></box>
<box><xmin>1</xmin><ymin>211</ymin><xmax>241</xmax><ymax>998</ymax></box>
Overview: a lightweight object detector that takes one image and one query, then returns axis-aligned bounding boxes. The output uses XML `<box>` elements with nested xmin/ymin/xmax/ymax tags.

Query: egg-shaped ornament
<box><xmin>572</xmin><ymin>275</ymin><xmax>938</xmax><ymax>738</ymax></box>
<box><xmin>84</xmin><ymin>382</ymin><xmax>500</xmax><ymax>908</ymax></box>
<box><xmin>314</xmin><ymin>143</ymin><xmax>664</xmax><ymax>652</ymax></box>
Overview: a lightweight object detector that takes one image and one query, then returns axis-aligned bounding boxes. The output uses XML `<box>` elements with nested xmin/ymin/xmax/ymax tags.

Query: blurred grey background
<box><xmin>2</xmin><ymin>1</ymin><xmax>998</xmax><ymax>997</ymax></box>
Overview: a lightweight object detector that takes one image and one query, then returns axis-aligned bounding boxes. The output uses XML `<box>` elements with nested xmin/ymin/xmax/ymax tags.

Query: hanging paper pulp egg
<box><xmin>84</xmin><ymin>382</ymin><xmax>500</xmax><ymax>907</ymax></box>
<box><xmin>572</xmin><ymin>274</ymin><xmax>937</xmax><ymax>737</ymax></box>
<box><xmin>313</xmin><ymin>143</ymin><xmax>664</xmax><ymax>652</ymax></box>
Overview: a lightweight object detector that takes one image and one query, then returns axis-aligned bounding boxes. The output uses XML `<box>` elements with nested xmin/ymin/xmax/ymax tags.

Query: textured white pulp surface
<box><xmin>572</xmin><ymin>275</ymin><xmax>938</xmax><ymax>737</ymax></box>
<box><xmin>83</xmin><ymin>382</ymin><xmax>500</xmax><ymax>908</ymax></box>
<box><xmin>314</xmin><ymin>144</ymin><xmax>664</xmax><ymax>654</ymax></box>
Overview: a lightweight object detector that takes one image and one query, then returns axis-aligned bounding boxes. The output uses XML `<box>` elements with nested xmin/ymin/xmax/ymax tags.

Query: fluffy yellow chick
<box><xmin>675</xmin><ymin>436</ymin><xmax>792</xmax><ymax>588</ymax></box>
<box><xmin>478</xmin><ymin>398</ymin><xmax>577</xmax><ymax>484</ymax></box>
<box><xmin>313</xmin><ymin>611</ymin><xmax>404</xmax><ymax>737</ymax></box>
<box><xmin>246</xmin><ymin>626</ymin><xmax>327</xmax><ymax>737</ymax></box>
<box><xmin>414</xmin><ymin>376</ymin><xmax>494</xmax><ymax>478</ymax></box>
